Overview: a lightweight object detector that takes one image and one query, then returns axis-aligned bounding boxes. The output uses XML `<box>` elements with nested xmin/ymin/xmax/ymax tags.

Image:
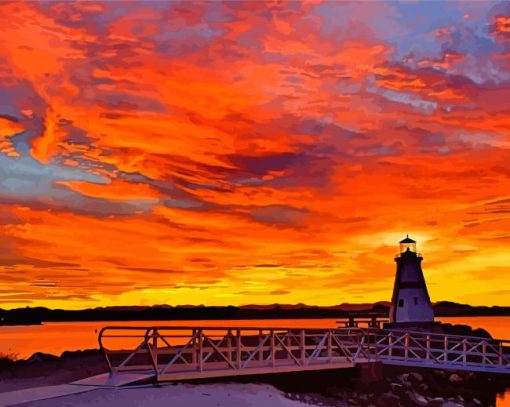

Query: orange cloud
<box><xmin>1</xmin><ymin>1</ymin><xmax>510</xmax><ymax>309</ymax></box>
<box><xmin>0</xmin><ymin>117</ymin><xmax>24</xmax><ymax>157</ymax></box>
<box><xmin>494</xmin><ymin>16</ymin><xmax>510</xmax><ymax>35</ymax></box>
<box><xmin>57</xmin><ymin>179</ymin><xmax>161</xmax><ymax>201</ymax></box>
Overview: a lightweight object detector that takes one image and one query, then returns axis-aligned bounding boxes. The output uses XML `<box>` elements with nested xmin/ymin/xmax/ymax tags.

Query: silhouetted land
<box><xmin>1</xmin><ymin>301</ymin><xmax>510</xmax><ymax>325</ymax></box>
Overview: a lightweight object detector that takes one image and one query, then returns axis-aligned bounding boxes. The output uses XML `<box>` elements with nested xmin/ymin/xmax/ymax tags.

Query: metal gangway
<box><xmin>81</xmin><ymin>326</ymin><xmax>510</xmax><ymax>386</ymax></box>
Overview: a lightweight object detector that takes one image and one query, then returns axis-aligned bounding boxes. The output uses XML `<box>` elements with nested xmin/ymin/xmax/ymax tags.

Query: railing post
<box><xmin>327</xmin><ymin>331</ymin><xmax>332</xmax><ymax>363</ymax></box>
<box><xmin>482</xmin><ymin>341</ymin><xmax>487</xmax><ymax>366</ymax></box>
<box><xmin>236</xmin><ymin>329</ymin><xmax>242</xmax><ymax>369</ymax></box>
<box><xmin>191</xmin><ymin>329</ymin><xmax>197</xmax><ymax>365</ymax></box>
<box><xmin>300</xmin><ymin>329</ymin><xmax>305</xmax><ymax>365</ymax></box>
<box><xmin>444</xmin><ymin>336</ymin><xmax>449</xmax><ymax>362</ymax></box>
<box><xmin>198</xmin><ymin>329</ymin><xmax>203</xmax><ymax>372</ymax></box>
<box><xmin>404</xmin><ymin>333</ymin><xmax>409</xmax><ymax>361</ymax></box>
<box><xmin>388</xmin><ymin>332</ymin><xmax>393</xmax><ymax>358</ymax></box>
<box><xmin>98</xmin><ymin>328</ymin><xmax>114</xmax><ymax>374</ymax></box>
<box><xmin>152</xmin><ymin>329</ymin><xmax>158</xmax><ymax>369</ymax></box>
<box><xmin>366</xmin><ymin>332</ymin><xmax>372</xmax><ymax>360</ymax></box>
<box><xmin>227</xmin><ymin>330</ymin><xmax>232</xmax><ymax>363</ymax></box>
<box><xmin>259</xmin><ymin>330</ymin><xmax>264</xmax><ymax>362</ymax></box>
<box><xmin>287</xmin><ymin>330</ymin><xmax>292</xmax><ymax>361</ymax></box>
<box><xmin>426</xmin><ymin>335</ymin><xmax>431</xmax><ymax>361</ymax></box>
<box><xmin>499</xmin><ymin>342</ymin><xmax>503</xmax><ymax>366</ymax></box>
<box><xmin>462</xmin><ymin>339</ymin><xmax>467</xmax><ymax>365</ymax></box>
<box><xmin>270</xmin><ymin>329</ymin><xmax>275</xmax><ymax>367</ymax></box>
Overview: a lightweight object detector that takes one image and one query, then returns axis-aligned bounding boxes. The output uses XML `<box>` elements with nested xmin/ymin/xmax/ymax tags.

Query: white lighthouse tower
<box><xmin>389</xmin><ymin>235</ymin><xmax>434</xmax><ymax>326</ymax></box>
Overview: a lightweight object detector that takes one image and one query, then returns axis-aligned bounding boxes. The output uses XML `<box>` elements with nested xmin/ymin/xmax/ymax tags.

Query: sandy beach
<box><xmin>12</xmin><ymin>383</ymin><xmax>320</xmax><ymax>407</ymax></box>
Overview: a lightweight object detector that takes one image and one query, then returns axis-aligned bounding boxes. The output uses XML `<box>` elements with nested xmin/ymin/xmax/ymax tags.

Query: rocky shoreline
<box><xmin>0</xmin><ymin>349</ymin><xmax>106</xmax><ymax>392</ymax></box>
<box><xmin>280</xmin><ymin>367</ymin><xmax>510</xmax><ymax>407</ymax></box>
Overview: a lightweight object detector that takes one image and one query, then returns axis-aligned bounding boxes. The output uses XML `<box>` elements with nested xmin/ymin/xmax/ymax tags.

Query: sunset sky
<box><xmin>1</xmin><ymin>1</ymin><xmax>510</xmax><ymax>310</ymax></box>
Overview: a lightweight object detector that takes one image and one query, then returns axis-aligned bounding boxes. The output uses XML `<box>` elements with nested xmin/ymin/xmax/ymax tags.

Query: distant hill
<box><xmin>433</xmin><ymin>301</ymin><xmax>510</xmax><ymax>316</ymax></box>
<box><xmin>1</xmin><ymin>301</ymin><xmax>509</xmax><ymax>325</ymax></box>
<box><xmin>238</xmin><ymin>302</ymin><xmax>390</xmax><ymax>311</ymax></box>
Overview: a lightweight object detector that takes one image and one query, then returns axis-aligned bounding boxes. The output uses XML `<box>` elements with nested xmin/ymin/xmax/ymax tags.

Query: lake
<box><xmin>1</xmin><ymin>316</ymin><xmax>509</xmax><ymax>405</ymax></box>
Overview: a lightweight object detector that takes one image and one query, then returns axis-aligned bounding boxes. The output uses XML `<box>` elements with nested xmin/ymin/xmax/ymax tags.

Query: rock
<box><xmin>408</xmin><ymin>372</ymin><xmax>424</xmax><ymax>383</ymax></box>
<box><xmin>27</xmin><ymin>352</ymin><xmax>59</xmax><ymax>363</ymax></box>
<box><xmin>465</xmin><ymin>372</ymin><xmax>476</xmax><ymax>380</ymax></box>
<box><xmin>442</xmin><ymin>402</ymin><xmax>463</xmax><ymax>407</ymax></box>
<box><xmin>427</xmin><ymin>398</ymin><xmax>444</xmax><ymax>407</ymax></box>
<box><xmin>432</xmin><ymin>370</ymin><xmax>448</xmax><ymax>378</ymax></box>
<box><xmin>377</xmin><ymin>392</ymin><xmax>400</xmax><ymax>407</ymax></box>
<box><xmin>436</xmin><ymin>322</ymin><xmax>492</xmax><ymax>339</ymax></box>
<box><xmin>402</xmin><ymin>380</ymin><xmax>413</xmax><ymax>389</ymax></box>
<box><xmin>448</xmin><ymin>373</ymin><xmax>464</xmax><ymax>383</ymax></box>
<box><xmin>417</xmin><ymin>383</ymin><xmax>429</xmax><ymax>395</ymax></box>
<box><xmin>60</xmin><ymin>349</ymin><xmax>101</xmax><ymax>359</ymax></box>
<box><xmin>404</xmin><ymin>390</ymin><xmax>428</xmax><ymax>407</ymax></box>
<box><xmin>398</xmin><ymin>373</ymin><xmax>410</xmax><ymax>382</ymax></box>
<box><xmin>0</xmin><ymin>356</ymin><xmax>15</xmax><ymax>368</ymax></box>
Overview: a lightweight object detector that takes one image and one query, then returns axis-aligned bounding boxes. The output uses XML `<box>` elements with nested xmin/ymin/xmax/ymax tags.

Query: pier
<box><xmin>74</xmin><ymin>325</ymin><xmax>510</xmax><ymax>387</ymax></box>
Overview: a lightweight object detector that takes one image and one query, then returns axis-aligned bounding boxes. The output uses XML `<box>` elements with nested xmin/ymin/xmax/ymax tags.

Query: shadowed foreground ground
<box><xmin>1</xmin><ymin>349</ymin><xmax>509</xmax><ymax>406</ymax></box>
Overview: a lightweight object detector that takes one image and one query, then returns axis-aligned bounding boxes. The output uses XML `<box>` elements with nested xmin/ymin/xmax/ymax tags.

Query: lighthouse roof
<box><xmin>400</xmin><ymin>235</ymin><xmax>416</xmax><ymax>244</ymax></box>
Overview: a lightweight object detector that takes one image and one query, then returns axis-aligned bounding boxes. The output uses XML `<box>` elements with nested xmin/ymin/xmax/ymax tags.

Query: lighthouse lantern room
<box><xmin>399</xmin><ymin>235</ymin><xmax>416</xmax><ymax>253</ymax></box>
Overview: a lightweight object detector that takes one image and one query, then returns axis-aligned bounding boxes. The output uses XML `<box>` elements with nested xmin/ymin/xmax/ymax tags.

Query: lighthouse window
<box><xmin>398</xmin><ymin>299</ymin><xmax>404</xmax><ymax>307</ymax></box>
<box><xmin>414</xmin><ymin>297</ymin><xmax>418</xmax><ymax>305</ymax></box>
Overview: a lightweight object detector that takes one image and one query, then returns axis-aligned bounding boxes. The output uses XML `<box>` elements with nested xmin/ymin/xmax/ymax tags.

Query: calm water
<box><xmin>2</xmin><ymin>316</ymin><xmax>510</xmax><ymax>360</ymax></box>
<box><xmin>1</xmin><ymin>316</ymin><xmax>509</xmax><ymax>404</ymax></box>
<box><xmin>1</xmin><ymin>318</ymin><xmax>343</xmax><ymax>359</ymax></box>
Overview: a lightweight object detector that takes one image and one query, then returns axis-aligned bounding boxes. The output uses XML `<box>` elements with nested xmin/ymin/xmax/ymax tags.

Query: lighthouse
<box><xmin>388</xmin><ymin>235</ymin><xmax>434</xmax><ymax>326</ymax></box>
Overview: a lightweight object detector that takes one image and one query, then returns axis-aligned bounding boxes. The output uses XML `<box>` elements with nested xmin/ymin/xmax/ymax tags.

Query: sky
<box><xmin>1</xmin><ymin>1</ymin><xmax>510</xmax><ymax>310</ymax></box>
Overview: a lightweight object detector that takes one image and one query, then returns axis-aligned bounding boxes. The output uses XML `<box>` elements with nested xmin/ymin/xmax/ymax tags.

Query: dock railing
<box><xmin>98</xmin><ymin>326</ymin><xmax>371</xmax><ymax>381</ymax></box>
<box><xmin>98</xmin><ymin>326</ymin><xmax>510</xmax><ymax>381</ymax></box>
<box><xmin>364</xmin><ymin>328</ymin><xmax>510</xmax><ymax>373</ymax></box>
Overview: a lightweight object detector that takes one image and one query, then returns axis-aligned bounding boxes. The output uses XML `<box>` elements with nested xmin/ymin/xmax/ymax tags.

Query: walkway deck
<box><xmin>0</xmin><ymin>384</ymin><xmax>101</xmax><ymax>407</ymax></box>
<box><xmin>72</xmin><ymin>371</ymin><xmax>155</xmax><ymax>387</ymax></box>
